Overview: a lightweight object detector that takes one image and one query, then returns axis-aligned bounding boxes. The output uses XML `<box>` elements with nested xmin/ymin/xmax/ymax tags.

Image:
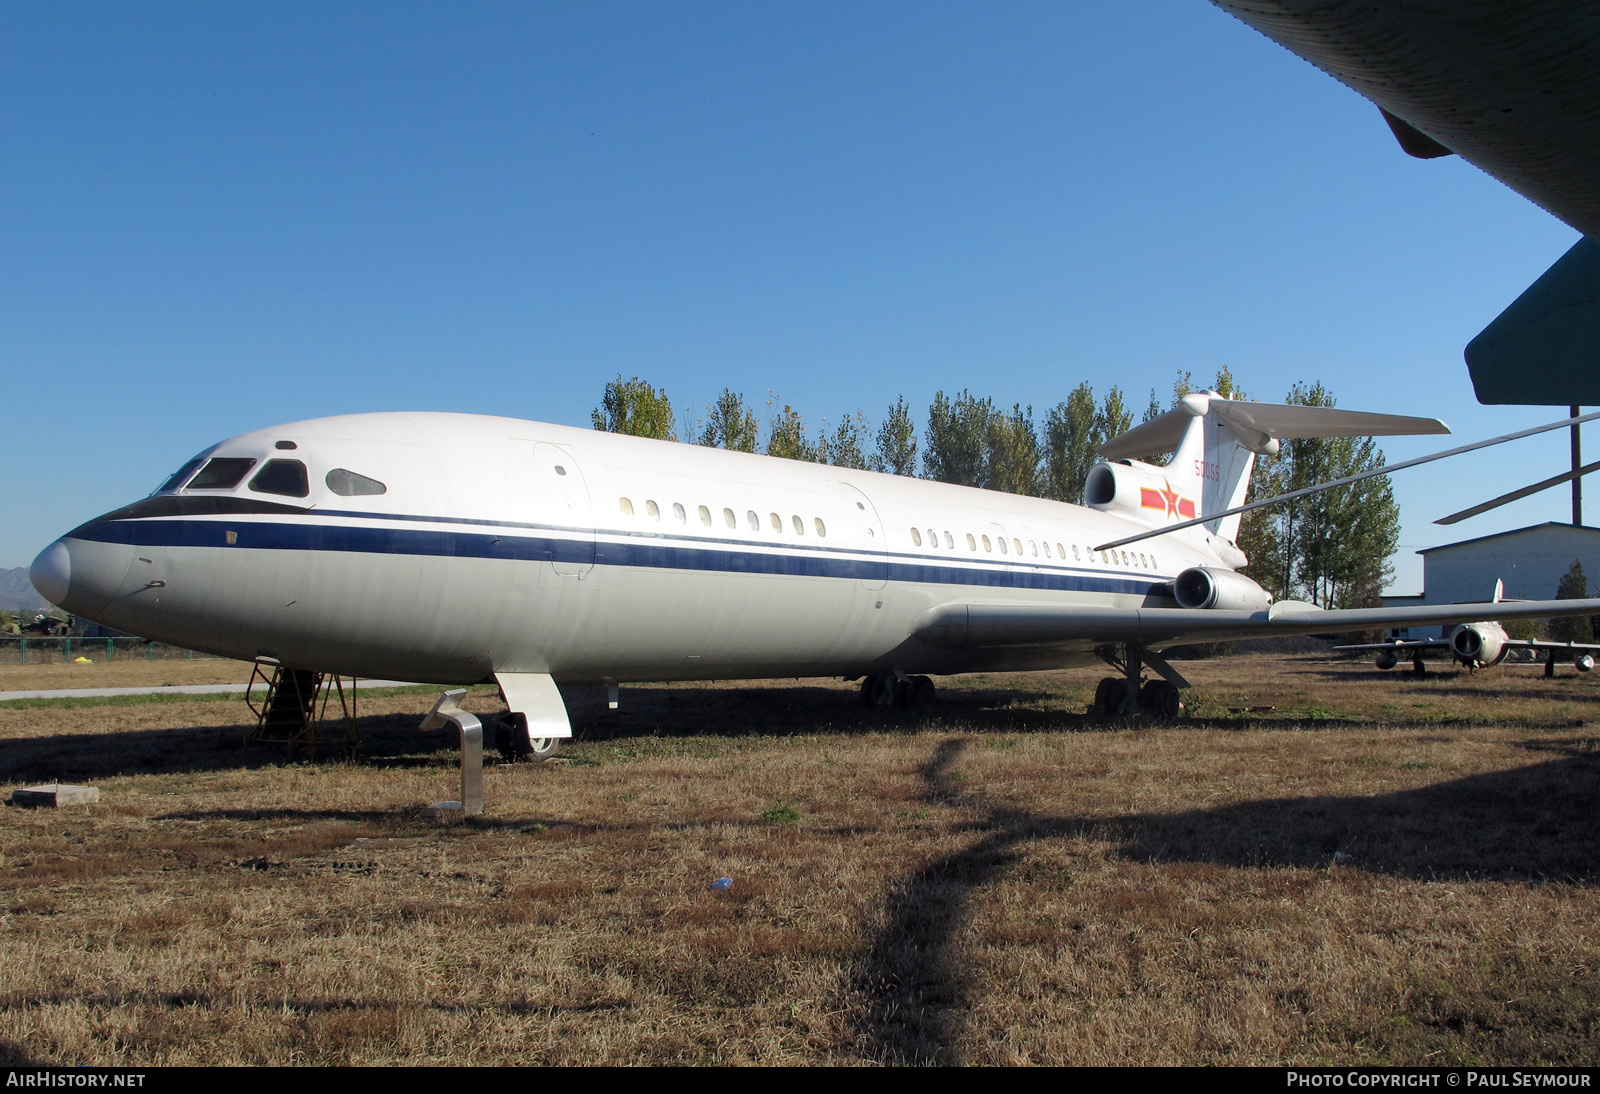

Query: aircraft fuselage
<box><xmin>32</xmin><ymin>412</ymin><xmax>1211</xmax><ymax>687</ymax></box>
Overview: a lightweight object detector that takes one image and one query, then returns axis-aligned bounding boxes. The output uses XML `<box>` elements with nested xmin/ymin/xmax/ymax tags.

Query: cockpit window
<box><xmin>187</xmin><ymin>457</ymin><xmax>257</xmax><ymax>490</ymax></box>
<box><xmin>153</xmin><ymin>457</ymin><xmax>205</xmax><ymax>495</ymax></box>
<box><xmin>325</xmin><ymin>468</ymin><xmax>387</xmax><ymax>496</ymax></box>
<box><xmin>248</xmin><ymin>459</ymin><xmax>309</xmax><ymax>498</ymax></box>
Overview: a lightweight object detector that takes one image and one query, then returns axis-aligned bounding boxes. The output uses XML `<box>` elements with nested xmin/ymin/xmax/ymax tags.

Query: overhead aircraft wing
<box><xmin>1208</xmin><ymin>1</ymin><xmax>1600</xmax><ymax>242</ymax></box>
<box><xmin>1209</xmin><ymin>1</ymin><xmax>1600</xmax><ymax>405</ymax></box>
<box><xmin>913</xmin><ymin>597</ymin><xmax>1600</xmax><ymax>653</ymax></box>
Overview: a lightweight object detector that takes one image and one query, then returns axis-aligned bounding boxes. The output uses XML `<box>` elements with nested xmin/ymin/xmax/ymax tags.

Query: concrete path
<box><xmin>0</xmin><ymin>680</ymin><xmax>425</xmax><ymax>701</ymax></box>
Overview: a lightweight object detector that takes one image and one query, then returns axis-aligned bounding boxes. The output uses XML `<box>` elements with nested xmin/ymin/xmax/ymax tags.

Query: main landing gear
<box><xmin>858</xmin><ymin>672</ymin><xmax>937</xmax><ymax>710</ymax></box>
<box><xmin>1090</xmin><ymin>643</ymin><xmax>1188</xmax><ymax>721</ymax></box>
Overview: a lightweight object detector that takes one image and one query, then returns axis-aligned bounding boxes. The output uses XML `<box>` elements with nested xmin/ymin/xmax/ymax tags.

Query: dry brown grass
<box><xmin>0</xmin><ymin>658</ymin><xmax>255</xmax><ymax>692</ymax></box>
<box><xmin>3</xmin><ymin>655</ymin><xmax>1599</xmax><ymax>1065</ymax></box>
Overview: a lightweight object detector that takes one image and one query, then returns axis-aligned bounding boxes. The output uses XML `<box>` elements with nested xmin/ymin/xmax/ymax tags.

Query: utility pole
<box><xmin>1573</xmin><ymin>405</ymin><xmax>1584</xmax><ymax>526</ymax></box>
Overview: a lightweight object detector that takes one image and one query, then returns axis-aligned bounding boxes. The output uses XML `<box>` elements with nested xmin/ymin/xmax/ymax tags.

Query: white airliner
<box><xmin>29</xmin><ymin>392</ymin><xmax>1600</xmax><ymax>753</ymax></box>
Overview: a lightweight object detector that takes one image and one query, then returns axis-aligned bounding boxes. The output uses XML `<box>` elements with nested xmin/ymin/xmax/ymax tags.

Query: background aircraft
<box><xmin>1339</xmin><ymin>624</ymin><xmax>1600</xmax><ymax>677</ymax></box>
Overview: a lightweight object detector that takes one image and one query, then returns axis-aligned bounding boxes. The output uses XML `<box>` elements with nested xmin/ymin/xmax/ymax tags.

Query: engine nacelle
<box><xmin>1085</xmin><ymin>459</ymin><xmax>1197</xmax><ymax>525</ymax></box>
<box><xmin>1173</xmin><ymin>567</ymin><xmax>1273</xmax><ymax>612</ymax></box>
<box><xmin>1448</xmin><ymin>622</ymin><xmax>1508</xmax><ymax>667</ymax></box>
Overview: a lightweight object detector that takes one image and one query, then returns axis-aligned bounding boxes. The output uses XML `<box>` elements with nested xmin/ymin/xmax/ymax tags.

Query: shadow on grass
<box><xmin>1</xmin><ymin>684</ymin><xmax>1105</xmax><ymax>784</ymax></box>
<box><xmin>0</xmin><ymin>713</ymin><xmax>473</xmax><ymax>784</ymax></box>
<box><xmin>849</xmin><ymin>735</ymin><xmax>1600</xmax><ymax>1064</ymax></box>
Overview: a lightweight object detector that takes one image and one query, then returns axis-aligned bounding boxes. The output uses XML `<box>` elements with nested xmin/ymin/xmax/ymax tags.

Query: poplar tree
<box><xmin>1042</xmin><ymin>383</ymin><xmax>1098</xmax><ymax>502</ymax></box>
<box><xmin>923</xmin><ymin>390</ymin><xmax>995</xmax><ymax>487</ymax></box>
<box><xmin>986</xmin><ymin>403</ymin><xmax>1039</xmax><ymax>496</ymax></box>
<box><xmin>1549</xmin><ymin>560</ymin><xmax>1594</xmax><ymax>642</ymax></box>
<box><xmin>698</xmin><ymin>389</ymin><xmax>760</xmax><ymax>452</ymax></box>
<box><xmin>874</xmin><ymin>396</ymin><xmax>918</xmax><ymax>475</ymax></box>
<box><xmin>766</xmin><ymin>401</ymin><xmax>820</xmax><ymax>462</ymax></box>
<box><xmin>821</xmin><ymin>411</ymin><xmax>872</xmax><ymax>470</ymax></box>
<box><xmin>592</xmin><ymin>375</ymin><xmax>676</xmax><ymax>440</ymax></box>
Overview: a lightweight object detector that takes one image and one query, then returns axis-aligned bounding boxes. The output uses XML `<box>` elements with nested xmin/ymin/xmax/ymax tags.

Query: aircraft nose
<box><xmin>30</xmin><ymin>539</ymin><xmax>71</xmax><ymax>607</ymax></box>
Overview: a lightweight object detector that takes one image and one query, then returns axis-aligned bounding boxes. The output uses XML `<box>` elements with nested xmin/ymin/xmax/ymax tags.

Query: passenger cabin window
<box><xmin>672</xmin><ymin>502</ymin><xmax>686</xmax><ymax>524</ymax></box>
<box><xmin>982</xmin><ymin>535</ymin><xmax>992</xmax><ymax>552</ymax></box>
<box><xmin>998</xmin><ymin>538</ymin><xmax>1008</xmax><ymax>555</ymax></box>
<box><xmin>646</xmin><ymin>500</ymin><xmax>660</xmax><ymax>522</ymax></box>
<box><xmin>248</xmin><ymin>459</ymin><xmax>308</xmax><ymax>498</ymax></box>
<box><xmin>619</xmin><ymin>498</ymin><xmax>634</xmax><ymax>516</ymax></box>
<box><xmin>792</xmin><ymin>515</ymin><xmax>804</xmax><ymax>535</ymax></box>
<box><xmin>770</xmin><ymin>512</ymin><xmax>782</xmax><ymax>532</ymax></box>
<box><xmin>747</xmin><ymin>510</ymin><xmax>759</xmax><ymax>531</ymax></box>
<box><xmin>188</xmin><ymin>457</ymin><xmax>256</xmax><ymax>490</ymax></box>
<box><xmin>723</xmin><ymin>508</ymin><xmax>736</xmax><ymax>529</ymax></box>
<box><xmin>699</xmin><ymin>505</ymin><xmax>712</xmax><ymax>526</ymax></box>
<box><xmin>326</xmin><ymin>468</ymin><xmax>386</xmax><ymax>496</ymax></box>
<box><xmin>814</xmin><ymin>518</ymin><xmax>826</xmax><ymax>537</ymax></box>
<box><xmin>944</xmin><ymin>531</ymin><xmax>954</xmax><ymax>549</ymax></box>
<box><xmin>911</xmin><ymin>528</ymin><xmax>923</xmax><ymax>546</ymax></box>
<box><xmin>966</xmin><ymin>533</ymin><xmax>976</xmax><ymax>551</ymax></box>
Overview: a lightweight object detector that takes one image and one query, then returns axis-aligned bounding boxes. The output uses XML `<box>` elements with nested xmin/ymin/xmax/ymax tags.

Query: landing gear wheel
<box><xmin>525</xmin><ymin>736</ymin><xmax>561</xmax><ymax>761</ymax></box>
<box><xmin>908</xmin><ymin>675</ymin><xmax>936</xmax><ymax>711</ymax></box>
<box><xmin>859</xmin><ymin>676</ymin><xmax>879</xmax><ymax>707</ymax></box>
<box><xmin>1098</xmin><ymin>678</ymin><xmax>1131</xmax><ymax>715</ymax></box>
<box><xmin>860</xmin><ymin>675</ymin><xmax>897</xmax><ymax>707</ymax></box>
<box><xmin>497</xmin><ymin>713</ymin><xmax>561</xmax><ymax>762</ymax></box>
<box><xmin>1141</xmin><ymin>680</ymin><xmax>1182</xmax><ymax>720</ymax></box>
<box><xmin>1093</xmin><ymin>676</ymin><xmax>1119</xmax><ymax>713</ymax></box>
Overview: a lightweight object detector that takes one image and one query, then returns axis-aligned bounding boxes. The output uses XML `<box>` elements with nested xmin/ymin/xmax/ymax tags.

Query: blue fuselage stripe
<box><xmin>70</xmin><ymin>516</ymin><xmax>1159</xmax><ymax>597</ymax></box>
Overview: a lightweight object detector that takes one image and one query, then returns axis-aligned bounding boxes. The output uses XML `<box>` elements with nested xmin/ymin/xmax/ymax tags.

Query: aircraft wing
<box><xmin>1333</xmin><ymin>638</ymin><xmax>1448</xmax><ymax>654</ymax></box>
<box><xmin>1512</xmin><ymin>639</ymin><xmax>1600</xmax><ymax>655</ymax></box>
<box><xmin>913</xmin><ymin>597</ymin><xmax>1600</xmax><ymax>652</ymax></box>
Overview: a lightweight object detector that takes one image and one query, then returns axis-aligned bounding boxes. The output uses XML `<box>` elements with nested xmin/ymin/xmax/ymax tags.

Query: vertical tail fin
<box><xmin>1091</xmin><ymin>391</ymin><xmax>1448</xmax><ymax>554</ymax></box>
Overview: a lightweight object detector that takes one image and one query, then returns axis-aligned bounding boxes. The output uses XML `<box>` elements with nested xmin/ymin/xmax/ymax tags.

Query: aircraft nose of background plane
<box><xmin>30</xmin><ymin>539</ymin><xmax>71</xmax><ymax>607</ymax></box>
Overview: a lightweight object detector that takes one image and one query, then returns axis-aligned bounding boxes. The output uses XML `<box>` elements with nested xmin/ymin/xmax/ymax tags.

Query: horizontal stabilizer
<box><xmin>1098</xmin><ymin>394</ymin><xmax>1447</xmax><ymax>460</ymax></box>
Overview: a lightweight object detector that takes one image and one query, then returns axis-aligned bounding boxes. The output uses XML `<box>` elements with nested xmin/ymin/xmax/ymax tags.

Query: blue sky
<box><xmin>2</xmin><ymin>1</ymin><xmax>1586</xmax><ymax>594</ymax></box>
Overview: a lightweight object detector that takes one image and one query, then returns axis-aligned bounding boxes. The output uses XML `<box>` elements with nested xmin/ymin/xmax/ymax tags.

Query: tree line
<box><xmin>591</xmin><ymin>370</ymin><xmax>1398</xmax><ymax>609</ymax></box>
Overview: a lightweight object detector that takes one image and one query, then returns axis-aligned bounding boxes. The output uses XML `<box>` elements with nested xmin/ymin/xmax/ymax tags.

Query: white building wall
<box><xmin>1423</xmin><ymin>524</ymin><xmax>1600</xmax><ymax>606</ymax></box>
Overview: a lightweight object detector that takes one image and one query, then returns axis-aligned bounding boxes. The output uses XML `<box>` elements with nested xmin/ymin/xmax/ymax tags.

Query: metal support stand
<box><xmin>419</xmin><ymin>689</ymin><xmax>483</xmax><ymax>816</ymax></box>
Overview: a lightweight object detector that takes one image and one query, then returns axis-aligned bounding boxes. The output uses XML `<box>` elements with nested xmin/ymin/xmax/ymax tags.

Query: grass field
<box><xmin>2</xmin><ymin>654</ymin><xmax>1598</xmax><ymax>1066</ymax></box>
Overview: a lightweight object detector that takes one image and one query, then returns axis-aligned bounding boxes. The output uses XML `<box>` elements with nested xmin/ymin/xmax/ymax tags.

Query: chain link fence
<box><xmin>0</xmin><ymin>636</ymin><xmax>221</xmax><ymax>664</ymax></box>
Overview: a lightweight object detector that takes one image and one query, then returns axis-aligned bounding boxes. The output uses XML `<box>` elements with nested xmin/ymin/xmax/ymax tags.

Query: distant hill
<box><xmin>0</xmin><ymin>567</ymin><xmax>49</xmax><ymax>612</ymax></box>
